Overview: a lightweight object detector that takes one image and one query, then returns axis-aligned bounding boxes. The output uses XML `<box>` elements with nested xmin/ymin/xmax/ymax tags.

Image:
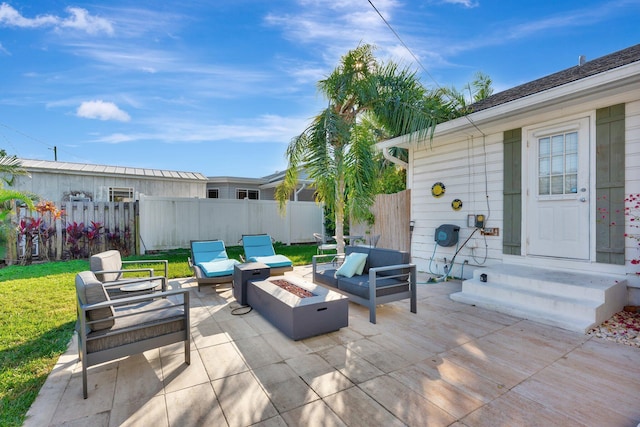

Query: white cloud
<box><xmin>0</xmin><ymin>3</ymin><xmax>113</xmax><ymax>35</ymax></box>
<box><xmin>59</xmin><ymin>7</ymin><xmax>113</xmax><ymax>35</ymax></box>
<box><xmin>77</xmin><ymin>100</ymin><xmax>130</xmax><ymax>122</ymax></box>
<box><xmin>441</xmin><ymin>0</ymin><xmax>479</xmax><ymax>7</ymax></box>
<box><xmin>92</xmin><ymin>113</ymin><xmax>310</xmax><ymax>145</ymax></box>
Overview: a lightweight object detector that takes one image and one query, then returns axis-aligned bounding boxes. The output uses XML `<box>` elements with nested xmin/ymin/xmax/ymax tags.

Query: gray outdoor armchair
<box><xmin>90</xmin><ymin>250</ymin><xmax>168</xmax><ymax>297</ymax></box>
<box><xmin>75</xmin><ymin>271</ymin><xmax>190</xmax><ymax>398</ymax></box>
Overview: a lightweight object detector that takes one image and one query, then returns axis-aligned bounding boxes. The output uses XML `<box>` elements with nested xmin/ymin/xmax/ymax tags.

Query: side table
<box><xmin>233</xmin><ymin>262</ymin><xmax>270</xmax><ymax>305</ymax></box>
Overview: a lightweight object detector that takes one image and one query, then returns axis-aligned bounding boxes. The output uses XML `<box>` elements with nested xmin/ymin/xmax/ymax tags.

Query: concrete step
<box><xmin>469</xmin><ymin>264</ymin><xmax>617</xmax><ymax>302</ymax></box>
<box><xmin>450</xmin><ymin>264</ymin><xmax>627</xmax><ymax>333</ymax></box>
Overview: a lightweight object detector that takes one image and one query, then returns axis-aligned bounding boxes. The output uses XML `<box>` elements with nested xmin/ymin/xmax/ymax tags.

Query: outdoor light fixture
<box><xmin>409</xmin><ymin>220</ymin><xmax>415</xmax><ymax>232</ymax></box>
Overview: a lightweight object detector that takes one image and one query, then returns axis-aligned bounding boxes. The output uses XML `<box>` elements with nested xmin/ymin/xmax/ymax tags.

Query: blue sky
<box><xmin>1</xmin><ymin>0</ymin><xmax>639</xmax><ymax>178</ymax></box>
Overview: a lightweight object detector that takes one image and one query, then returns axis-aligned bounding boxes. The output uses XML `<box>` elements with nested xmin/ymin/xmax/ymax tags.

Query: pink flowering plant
<box><xmin>625</xmin><ymin>193</ymin><xmax>640</xmax><ymax>271</ymax></box>
<box><xmin>16</xmin><ymin>200</ymin><xmax>64</xmax><ymax>264</ymax></box>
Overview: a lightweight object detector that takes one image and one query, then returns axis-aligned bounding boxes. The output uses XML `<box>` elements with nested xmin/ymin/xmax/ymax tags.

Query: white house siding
<box><xmin>408</xmin><ymin>96</ymin><xmax>640</xmax><ymax>282</ymax></box>
<box><xmin>625</xmin><ymin>100</ymin><xmax>640</xmax><ymax>287</ymax></box>
<box><xmin>14</xmin><ymin>168</ymin><xmax>206</xmax><ymax>202</ymax></box>
<box><xmin>408</xmin><ymin>132</ymin><xmax>505</xmax><ymax>278</ymax></box>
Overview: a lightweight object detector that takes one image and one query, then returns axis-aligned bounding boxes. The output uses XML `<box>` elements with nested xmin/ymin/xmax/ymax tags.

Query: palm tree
<box><xmin>276</xmin><ymin>44</ymin><xmax>443</xmax><ymax>253</ymax></box>
<box><xmin>0</xmin><ymin>154</ymin><xmax>36</xmax><ymax>261</ymax></box>
<box><xmin>0</xmin><ymin>154</ymin><xmax>35</xmax><ymax>215</ymax></box>
<box><xmin>440</xmin><ymin>71</ymin><xmax>494</xmax><ymax>114</ymax></box>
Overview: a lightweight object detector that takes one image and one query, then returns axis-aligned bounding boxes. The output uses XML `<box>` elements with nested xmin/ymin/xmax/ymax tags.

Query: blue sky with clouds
<box><xmin>1</xmin><ymin>0</ymin><xmax>639</xmax><ymax>177</ymax></box>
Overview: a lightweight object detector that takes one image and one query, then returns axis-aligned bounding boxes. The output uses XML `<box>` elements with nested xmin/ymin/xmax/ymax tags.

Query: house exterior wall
<box><xmin>625</xmin><ymin>99</ymin><xmax>640</xmax><ymax>267</ymax></box>
<box><xmin>206</xmin><ymin>182</ymin><xmax>316</xmax><ymax>201</ymax></box>
<box><xmin>14</xmin><ymin>170</ymin><xmax>206</xmax><ymax>202</ymax></box>
<box><xmin>408</xmin><ymin>97</ymin><xmax>640</xmax><ymax>284</ymax></box>
<box><xmin>408</xmin><ymin>131</ymin><xmax>505</xmax><ymax>278</ymax></box>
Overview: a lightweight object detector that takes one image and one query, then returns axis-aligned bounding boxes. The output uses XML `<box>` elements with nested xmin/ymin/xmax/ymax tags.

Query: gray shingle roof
<box><xmin>469</xmin><ymin>44</ymin><xmax>640</xmax><ymax>113</ymax></box>
<box><xmin>20</xmin><ymin>158</ymin><xmax>208</xmax><ymax>181</ymax></box>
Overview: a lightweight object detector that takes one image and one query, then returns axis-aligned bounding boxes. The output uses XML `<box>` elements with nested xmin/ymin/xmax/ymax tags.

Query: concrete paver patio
<box><xmin>24</xmin><ymin>266</ymin><xmax>640</xmax><ymax>426</ymax></box>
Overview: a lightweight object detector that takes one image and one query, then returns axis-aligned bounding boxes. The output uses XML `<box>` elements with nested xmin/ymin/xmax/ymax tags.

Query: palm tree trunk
<box><xmin>335</xmin><ymin>176</ymin><xmax>346</xmax><ymax>254</ymax></box>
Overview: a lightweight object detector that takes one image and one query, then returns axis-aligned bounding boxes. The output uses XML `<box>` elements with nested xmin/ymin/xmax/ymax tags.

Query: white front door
<box><xmin>526</xmin><ymin>117</ymin><xmax>590</xmax><ymax>260</ymax></box>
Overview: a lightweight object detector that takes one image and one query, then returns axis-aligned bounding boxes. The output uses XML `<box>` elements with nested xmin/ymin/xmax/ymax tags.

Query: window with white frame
<box><xmin>207</xmin><ymin>188</ymin><xmax>219</xmax><ymax>198</ymax></box>
<box><xmin>236</xmin><ymin>189</ymin><xmax>259</xmax><ymax>200</ymax></box>
<box><xmin>537</xmin><ymin>131</ymin><xmax>578</xmax><ymax>196</ymax></box>
<box><xmin>109</xmin><ymin>187</ymin><xmax>134</xmax><ymax>202</ymax></box>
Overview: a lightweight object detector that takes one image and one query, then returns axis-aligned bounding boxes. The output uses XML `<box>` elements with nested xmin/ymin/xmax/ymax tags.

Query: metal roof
<box><xmin>19</xmin><ymin>158</ymin><xmax>208</xmax><ymax>181</ymax></box>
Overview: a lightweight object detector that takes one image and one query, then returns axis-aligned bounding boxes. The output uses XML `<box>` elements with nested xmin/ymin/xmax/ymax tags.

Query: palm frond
<box><xmin>0</xmin><ymin>155</ymin><xmax>29</xmax><ymax>186</ymax></box>
<box><xmin>0</xmin><ymin>189</ymin><xmax>36</xmax><ymax>209</ymax></box>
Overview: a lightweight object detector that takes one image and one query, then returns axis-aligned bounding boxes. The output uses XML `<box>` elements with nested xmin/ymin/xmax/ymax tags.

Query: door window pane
<box><xmin>565</xmin><ymin>174</ymin><xmax>577</xmax><ymax>193</ymax></box>
<box><xmin>539</xmin><ymin>138</ymin><xmax>550</xmax><ymax>156</ymax></box>
<box><xmin>551</xmin><ymin>135</ymin><xmax>564</xmax><ymax>154</ymax></box>
<box><xmin>551</xmin><ymin>155</ymin><xmax>563</xmax><ymax>174</ymax></box>
<box><xmin>565</xmin><ymin>132</ymin><xmax>578</xmax><ymax>153</ymax></box>
<box><xmin>565</xmin><ymin>153</ymin><xmax>577</xmax><ymax>173</ymax></box>
<box><xmin>551</xmin><ymin>176</ymin><xmax>564</xmax><ymax>194</ymax></box>
<box><xmin>539</xmin><ymin>177</ymin><xmax>550</xmax><ymax>195</ymax></box>
<box><xmin>537</xmin><ymin>131</ymin><xmax>579</xmax><ymax>196</ymax></box>
<box><xmin>539</xmin><ymin>157</ymin><xmax>549</xmax><ymax>175</ymax></box>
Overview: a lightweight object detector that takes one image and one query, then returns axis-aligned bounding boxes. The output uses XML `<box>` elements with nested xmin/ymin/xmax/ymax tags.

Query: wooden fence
<box><xmin>10</xmin><ymin>196</ymin><xmax>325</xmax><ymax>263</ymax></box>
<box><xmin>12</xmin><ymin>201</ymin><xmax>137</xmax><ymax>264</ymax></box>
<box><xmin>350</xmin><ymin>189</ymin><xmax>411</xmax><ymax>252</ymax></box>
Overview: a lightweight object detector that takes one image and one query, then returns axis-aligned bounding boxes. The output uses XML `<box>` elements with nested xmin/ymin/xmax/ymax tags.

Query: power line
<box><xmin>0</xmin><ymin>121</ymin><xmax>54</xmax><ymax>149</ymax></box>
<box><xmin>366</xmin><ymin>0</ymin><xmax>442</xmax><ymax>92</ymax></box>
<box><xmin>366</xmin><ymin>0</ymin><xmax>487</xmax><ymax>137</ymax></box>
<box><xmin>0</xmin><ymin>121</ymin><xmax>62</xmax><ymax>161</ymax></box>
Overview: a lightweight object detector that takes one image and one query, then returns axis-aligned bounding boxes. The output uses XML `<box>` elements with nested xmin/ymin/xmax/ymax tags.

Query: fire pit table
<box><xmin>247</xmin><ymin>275</ymin><xmax>348</xmax><ymax>340</ymax></box>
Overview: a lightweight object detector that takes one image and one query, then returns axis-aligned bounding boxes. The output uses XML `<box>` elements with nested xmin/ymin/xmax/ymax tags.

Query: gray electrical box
<box><xmin>435</xmin><ymin>224</ymin><xmax>460</xmax><ymax>247</ymax></box>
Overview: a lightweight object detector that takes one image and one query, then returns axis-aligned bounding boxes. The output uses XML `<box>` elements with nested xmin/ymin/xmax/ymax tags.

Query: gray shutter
<box><xmin>595</xmin><ymin>104</ymin><xmax>625</xmax><ymax>264</ymax></box>
<box><xmin>503</xmin><ymin>128</ymin><xmax>522</xmax><ymax>255</ymax></box>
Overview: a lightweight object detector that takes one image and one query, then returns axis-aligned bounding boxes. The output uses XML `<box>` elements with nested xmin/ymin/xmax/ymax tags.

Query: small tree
<box><xmin>276</xmin><ymin>44</ymin><xmax>443</xmax><ymax>253</ymax></box>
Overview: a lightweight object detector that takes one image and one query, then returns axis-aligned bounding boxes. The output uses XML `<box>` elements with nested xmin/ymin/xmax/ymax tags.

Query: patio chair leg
<box><xmin>369</xmin><ymin>306</ymin><xmax>377</xmax><ymax>324</ymax></box>
<box><xmin>82</xmin><ymin>363</ymin><xmax>88</xmax><ymax>399</ymax></box>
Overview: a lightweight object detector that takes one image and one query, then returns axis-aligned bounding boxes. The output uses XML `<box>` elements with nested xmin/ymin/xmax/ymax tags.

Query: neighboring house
<box><xmin>206</xmin><ymin>169</ymin><xmax>316</xmax><ymax>201</ymax></box>
<box><xmin>16</xmin><ymin>159</ymin><xmax>208</xmax><ymax>201</ymax></box>
<box><xmin>379</xmin><ymin>43</ymin><xmax>640</xmax><ymax>332</ymax></box>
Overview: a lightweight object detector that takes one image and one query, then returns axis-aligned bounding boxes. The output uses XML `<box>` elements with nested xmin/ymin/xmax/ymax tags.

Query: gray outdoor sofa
<box><xmin>312</xmin><ymin>246</ymin><xmax>416</xmax><ymax>323</ymax></box>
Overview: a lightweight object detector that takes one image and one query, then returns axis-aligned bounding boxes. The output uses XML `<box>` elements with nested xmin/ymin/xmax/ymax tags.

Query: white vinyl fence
<box><xmin>138</xmin><ymin>196</ymin><xmax>324</xmax><ymax>253</ymax></box>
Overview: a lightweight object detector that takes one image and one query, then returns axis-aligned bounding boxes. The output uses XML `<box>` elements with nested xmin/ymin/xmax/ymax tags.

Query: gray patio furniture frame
<box><xmin>313</xmin><ymin>233</ymin><xmax>338</xmax><ymax>254</ymax></box>
<box><xmin>312</xmin><ymin>246</ymin><xmax>417</xmax><ymax>323</ymax></box>
<box><xmin>76</xmin><ymin>273</ymin><xmax>190</xmax><ymax>399</ymax></box>
<box><xmin>188</xmin><ymin>239</ymin><xmax>239</xmax><ymax>292</ymax></box>
<box><xmin>90</xmin><ymin>250</ymin><xmax>168</xmax><ymax>297</ymax></box>
<box><xmin>239</xmin><ymin>234</ymin><xmax>293</xmax><ymax>276</ymax></box>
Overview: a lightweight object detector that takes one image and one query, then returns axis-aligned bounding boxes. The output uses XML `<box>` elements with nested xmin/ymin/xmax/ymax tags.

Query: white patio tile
<box><xmin>212</xmin><ymin>371</ymin><xmax>278</xmax><ymax>427</ymax></box>
<box><xmin>165</xmin><ymin>382</ymin><xmax>225</xmax><ymax>426</ymax></box>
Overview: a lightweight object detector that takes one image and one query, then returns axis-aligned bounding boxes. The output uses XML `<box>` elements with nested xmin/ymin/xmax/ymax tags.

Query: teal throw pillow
<box><xmin>354</xmin><ymin>252</ymin><xmax>367</xmax><ymax>275</ymax></box>
<box><xmin>335</xmin><ymin>252</ymin><xmax>368</xmax><ymax>278</ymax></box>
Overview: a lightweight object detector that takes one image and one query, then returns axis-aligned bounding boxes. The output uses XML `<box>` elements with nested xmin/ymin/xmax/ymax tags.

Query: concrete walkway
<box><xmin>24</xmin><ymin>266</ymin><xmax>640</xmax><ymax>426</ymax></box>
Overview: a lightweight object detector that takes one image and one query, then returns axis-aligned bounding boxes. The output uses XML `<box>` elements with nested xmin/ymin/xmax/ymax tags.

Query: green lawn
<box><xmin>0</xmin><ymin>243</ymin><xmax>318</xmax><ymax>427</ymax></box>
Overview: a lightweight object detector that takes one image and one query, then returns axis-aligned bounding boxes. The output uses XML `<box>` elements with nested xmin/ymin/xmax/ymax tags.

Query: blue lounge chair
<box><xmin>241</xmin><ymin>234</ymin><xmax>293</xmax><ymax>275</ymax></box>
<box><xmin>188</xmin><ymin>240</ymin><xmax>240</xmax><ymax>292</ymax></box>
